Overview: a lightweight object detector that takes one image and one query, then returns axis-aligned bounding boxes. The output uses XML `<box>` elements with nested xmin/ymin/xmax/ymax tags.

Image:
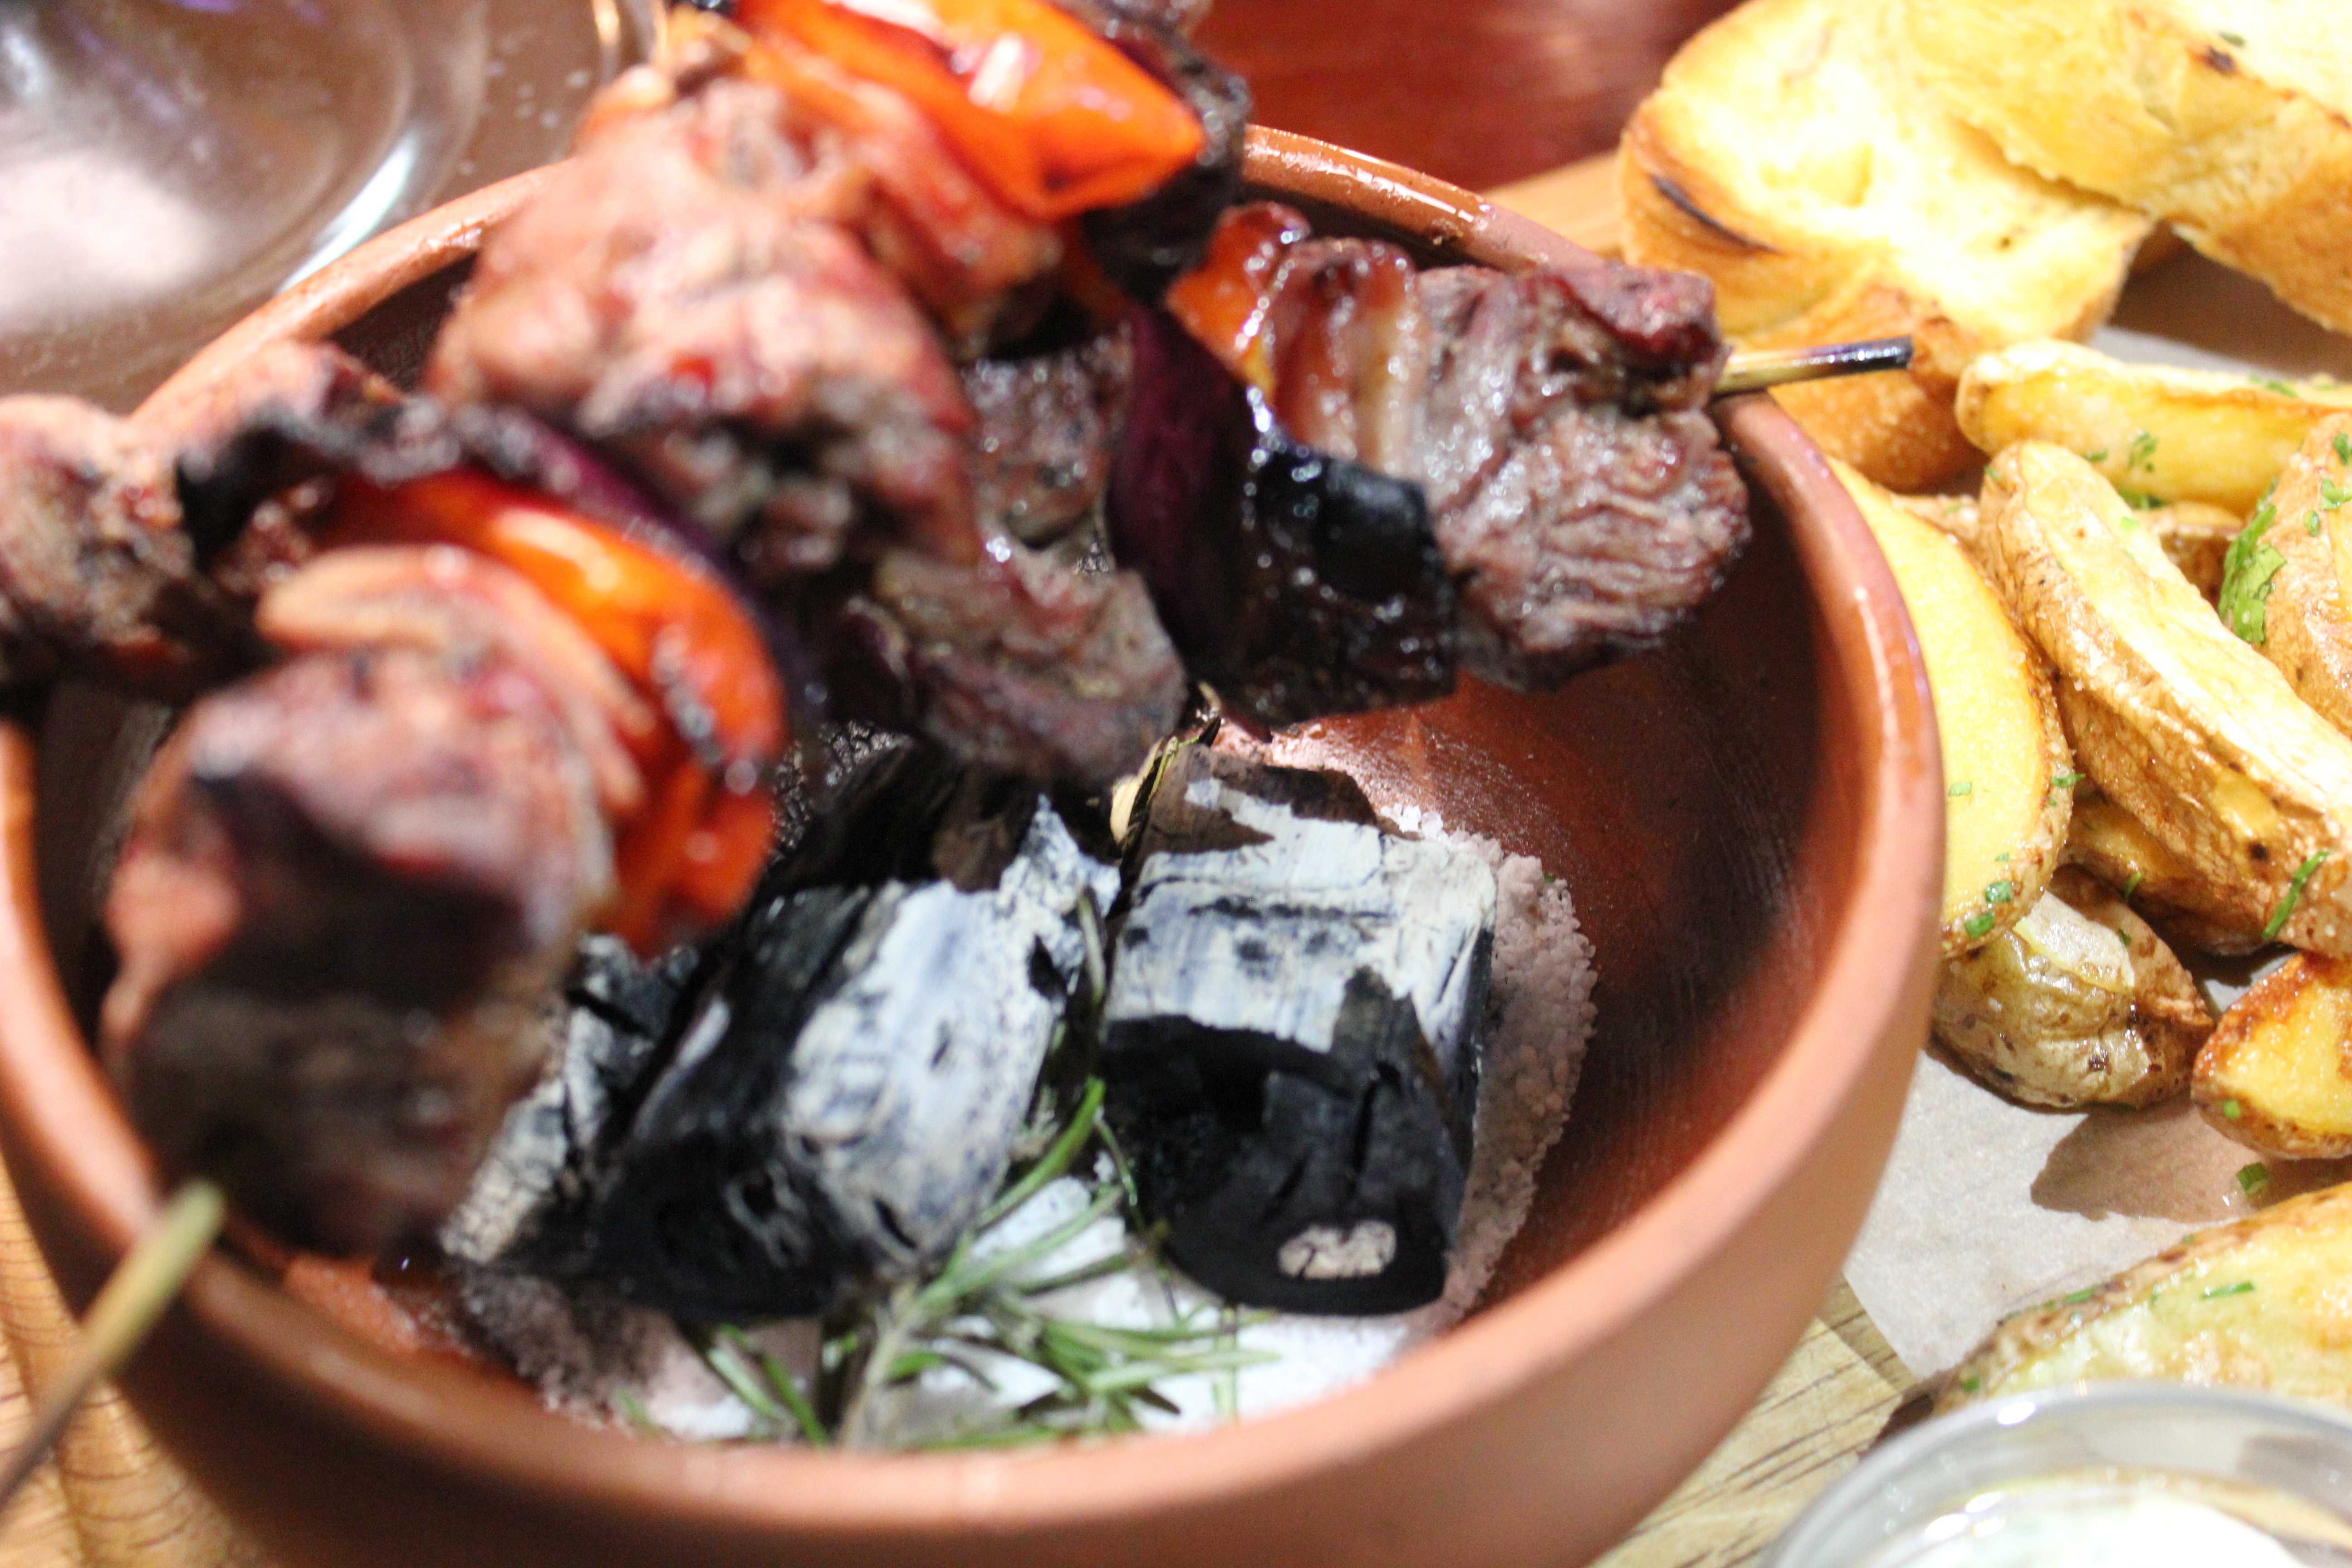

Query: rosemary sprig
<box><xmin>690</xmin><ymin>1074</ymin><xmax>1276</xmax><ymax>1450</ymax></box>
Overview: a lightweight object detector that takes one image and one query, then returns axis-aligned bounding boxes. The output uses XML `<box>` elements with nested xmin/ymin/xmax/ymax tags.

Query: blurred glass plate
<box><xmin>0</xmin><ymin>0</ymin><xmax>661</xmax><ymax>409</ymax></box>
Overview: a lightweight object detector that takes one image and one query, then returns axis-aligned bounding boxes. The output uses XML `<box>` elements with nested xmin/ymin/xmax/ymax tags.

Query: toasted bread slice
<box><xmin>1906</xmin><ymin>0</ymin><xmax>2352</xmax><ymax>335</ymax></box>
<box><xmin>1618</xmin><ymin>0</ymin><xmax>2155</xmax><ymax>491</ymax></box>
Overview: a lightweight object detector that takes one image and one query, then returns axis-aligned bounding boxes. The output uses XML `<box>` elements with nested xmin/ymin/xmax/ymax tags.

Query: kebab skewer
<box><xmin>0</xmin><ymin>0</ymin><xmax>1904</xmax><ymax>1263</ymax></box>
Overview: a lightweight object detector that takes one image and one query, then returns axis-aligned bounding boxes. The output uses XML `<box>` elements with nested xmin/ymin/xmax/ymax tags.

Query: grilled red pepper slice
<box><xmin>737</xmin><ymin>0</ymin><xmax>1205</xmax><ymax>220</ymax></box>
<box><xmin>332</xmin><ymin>470</ymin><xmax>785</xmax><ymax>949</ymax></box>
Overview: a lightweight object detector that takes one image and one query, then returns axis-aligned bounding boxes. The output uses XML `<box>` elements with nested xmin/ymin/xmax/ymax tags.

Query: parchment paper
<box><xmin>1839</xmin><ymin>253</ymin><xmax>2352</xmax><ymax>1380</ymax></box>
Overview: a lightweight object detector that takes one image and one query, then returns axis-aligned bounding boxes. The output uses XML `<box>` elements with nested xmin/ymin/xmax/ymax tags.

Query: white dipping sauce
<box><xmin>1865</xmin><ymin>1479</ymin><xmax>2318</xmax><ymax>1567</ymax></box>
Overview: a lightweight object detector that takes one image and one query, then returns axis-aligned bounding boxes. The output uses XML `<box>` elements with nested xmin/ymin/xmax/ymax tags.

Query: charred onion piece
<box><xmin>1065</xmin><ymin>0</ymin><xmax>1250</xmax><ymax>301</ymax></box>
<box><xmin>331</xmin><ymin>470</ymin><xmax>785</xmax><ymax>948</ymax></box>
<box><xmin>1109</xmin><ymin>308</ymin><xmax>1455</xmax><ymax>727</ymax></box>
<box><xmin>735</xmin><ymin>0</ymin><xmax>1205</xmax><ymax>220</ymax></box>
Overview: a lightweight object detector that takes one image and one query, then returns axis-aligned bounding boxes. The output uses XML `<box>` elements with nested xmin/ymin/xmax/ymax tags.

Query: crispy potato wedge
<box><xmin>2195</xmin><ymin>954</ymin><xmax>2352</xmax><ymax>1160</ymax></box>
<box><xmin>1934</xmin><ymin>867</ymin><xmax>2208</xmax><ymax>1109</ymax></box>
<box><xmin>1973</xmin><ymin>443</ymin><xmax>2352</xmax><ymax>956</ymax></box>
<box><xmin>2142</xmin><ymin>500</ymin><xmax>2240</xmax><ymax>602</ymax></box>
<box><xmin>2241</xmin><ymin>415</ymin><xmax>2352</xmax><ymax>737</ymax></box>
<box><xmin>2067</xmin><ymin>793</ymin><xmax>2269</xmax><ymax>957</ymax></box>
<box><xmin>1940</xmin><ymin>1181</ymin><xmax>2352</xmax><ymax>1411</ymax></box>
<box><xmin>1956</xmin><ymin>342</ymin><xmax>2352</xmax><ymax>514</ymax></box>
<box><xmin>1836</xmin><ymin>461</ymin><xmax>2070</xmax><ymax>953</ymax></box>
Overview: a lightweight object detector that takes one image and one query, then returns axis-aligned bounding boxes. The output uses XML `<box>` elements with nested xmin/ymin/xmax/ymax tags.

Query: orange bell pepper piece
<box><xmin>332</xmin><ymin>472</ymin><xmax>785</xmax><ymax>948</ymax></box>
<box><xmin>737</xmin><ymin>0</ymin><xmax>1203</xmax><ymax>220</ymax></box>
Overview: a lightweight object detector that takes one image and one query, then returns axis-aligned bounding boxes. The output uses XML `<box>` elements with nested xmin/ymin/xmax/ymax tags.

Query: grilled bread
<box><xmin>1618</xmin><ymin>0</ymin><xmax>2155</xmax><ymax>490</ymax></box>
<box><xmin>1906</xmin><ymin>0</ymin><xmax>2352</xmax><ymax>337</ymax></box>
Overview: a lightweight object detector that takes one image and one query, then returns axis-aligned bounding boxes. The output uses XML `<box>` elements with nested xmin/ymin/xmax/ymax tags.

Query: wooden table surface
<box><xmin>0</xmin><ymin>6</ymin><xmax>1919</xmax><ymax>1561</ymax></box>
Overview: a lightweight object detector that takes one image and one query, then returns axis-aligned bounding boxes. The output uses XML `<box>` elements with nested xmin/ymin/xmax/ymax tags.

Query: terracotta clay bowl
<box><xmin>0</xmin><ymin>128</ymin><xmax>1940</xmax><ymax>1568</ymax></box>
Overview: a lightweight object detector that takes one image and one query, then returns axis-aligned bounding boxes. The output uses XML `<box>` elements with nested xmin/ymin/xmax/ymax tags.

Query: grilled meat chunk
<box><xmin>427</xmin><ymin>78</ymin><xmax>982</xmax><ymax>579</ymax></box>
<box><xmin>834</xmin><ymin>542</ymin><xmax>1186</xmax><ymax>789</ymax></box>
<box><xmin>102</xmin><ymin>646</ymin><xmax>613</xmax><ymax>1253</ymax></box>
<box><xmin>1134</xmin><ymin>203</ymin><xmax>1748</xmax><ymax>702</ymax></box>
<box><xmin>0</xmin><ymin>397</ymin><xmax>252</xmax><ymax>697</ymax></box>
<box><xmin>1415</xmin><ymin>264</ymin><xmax>1747</xmax><ymax>687</ymax></box>
<box><xmin>965</xmin><ymin>326</ymin><xmax>1134</xmax><ymax>547</ymax></box>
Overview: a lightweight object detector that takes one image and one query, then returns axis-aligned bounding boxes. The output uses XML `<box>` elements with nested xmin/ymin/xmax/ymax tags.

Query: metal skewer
<box><xmin>1719</xmin><ymin>336</ymin><xmax>1914</xmax><ymax>395</ymax></box>
<box><xmin>0</xmin><ymin>1182</ymin><xmax>224</xmax><ymax>1519</ymax></box>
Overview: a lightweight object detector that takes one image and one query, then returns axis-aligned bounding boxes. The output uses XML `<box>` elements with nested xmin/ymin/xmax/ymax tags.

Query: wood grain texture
<box><xmin>1592</xmin><ymin>1283</ymin><xmax>1918</xmax><ymax>1568</ymax></box>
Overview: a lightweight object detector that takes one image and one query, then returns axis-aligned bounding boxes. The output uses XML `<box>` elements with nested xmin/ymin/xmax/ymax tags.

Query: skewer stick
<box><xmin>1719</xmin><ymin>337</ymin><xmax>1914</xmax><ymax>395</ymax></box>
<box><xmin>0</xmin><ymin>1182</ymin><xmax>224</xmax><ymax>1519</ymax></box>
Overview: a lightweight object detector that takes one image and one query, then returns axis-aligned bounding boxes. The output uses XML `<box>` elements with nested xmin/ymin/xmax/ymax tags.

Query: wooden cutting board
<box><xmin>0</xmin><ymin>153</ymin><xmax>1920</xmax><ymax>1568</ymax></box>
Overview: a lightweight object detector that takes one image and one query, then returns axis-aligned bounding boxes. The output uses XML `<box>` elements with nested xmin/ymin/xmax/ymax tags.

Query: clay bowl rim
<box><xmin>0</xmin><ymin>127</ymin><xmax>1940</xmax><ymax>1534</ymax></box>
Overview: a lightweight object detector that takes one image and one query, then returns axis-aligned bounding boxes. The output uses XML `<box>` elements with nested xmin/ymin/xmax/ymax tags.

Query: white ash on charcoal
<box><xmin>454</xmin><ymin>1267</ymin><xmax>818</xmax><ymax>1441</ymax></box>
<box><xmin>860</xmin><ymin>814</ymin><xmax>1594</xmax><ymax>1441</ymax></box>
<box><xmin>1100</xmin><ymin>745</ymin><xmax>1499</xmax><ymax>1315</ymax></box>
<box><xmin>447</xmin><ymin>746</ymin><xmax>1120</xmax><ymax>1322</ymax></box>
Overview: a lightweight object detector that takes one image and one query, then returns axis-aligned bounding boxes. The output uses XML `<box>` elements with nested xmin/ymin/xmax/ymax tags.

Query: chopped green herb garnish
<box><xmin>2062</xmin><ymin>1287</ymin><xmax>2097</xmax><ymax>1304</ymax></box>
<box><xmin>2251</xmin><ymin>374</ymin><xmax>2295</xmax><ymax>396</ymax></box>
<box><xmin>2219</xmin><ymin>29</ymin><xmax>2245</xmax><ymax>45</ymax></box>
<box><xmin>1949</xmin><ymin>779</ymin><xmax>1975</xmax><ymax>798</ymax></box>
<box><xmin>2222</xmin><ymin>1098</ymin><xmax>2244</xmax><ymax>1121</ymax></box>
<box><xmin>1964</xmin><ymin>910</ymin><xmax>1998</xmax><ymax>941</ymax></box>
<box><xmin>2050</xmin><ymin>770</ymin><xmax>2084</xmax><ymax>794</ymax></box>
<box><xmin>1960</xmin><ymin>1375</ymin><xmax>1983</xmax><ymax>1392</ymax></box>
<box><xmin>2122</xmin><ymin>869</ymin><xmax>2145</xmax><ymax>900</ymax></box>
<box><xmin>2237</xmin><ymin>1162</ymin><xmax>2272</xmax><ymax>1196</ymax></box>
<box><xmin>2263</xmin><ymin>849</ymin><xmax>2331</xmax><ymax>941</ymax></box>
<box><xmin>1984</xmin><ymin>879</ymin><xmax>2016</xmax><ymax>905</ymax></box>
<box><xmin>2117</xmin><ymin>926</ymin><xmax>2132</xmax><ymax>950</ymax></box>
<box><xmin>2323</xmin><ymin>478</ymin><xmax>2351</xmax><ymax>510</ymax></box>
<box><xmin>2117</xmin><ymin>487</ymin><xmax>2161</xmax><ymax>510</ymax></box>
<box><xmin>1994</xmin><ymin>852</ymin><xmax>2011</xmax><ymax>862</ymax></box>
<box><xmin>2334</xmin><ymin>431</ymin><xmax>2351</xmax><ymax>466</ymax></box>
<box><xmin>2203</xmin><ymin>1280</ymin><xmax>2256</xmax><ymax>1299</ymax></box>
<box><xmin>2127</xmin><ymin>429</ymin><xmax>2158</xmax><ymax>472</ymax></box>
<box><xmin>2220</xmin><ymin>498</ymin><xmax>2287</xmax><ymax>646</ymax></box>
<box><xmin>2311</xmin><ymin>511</ymin><xmax>2325</xmax><ymax>536</ymax></box>
<box><xmin>2084</xmin><ymin>447</ymin><xmax>2109</xmax><ymax>463</ymax></box>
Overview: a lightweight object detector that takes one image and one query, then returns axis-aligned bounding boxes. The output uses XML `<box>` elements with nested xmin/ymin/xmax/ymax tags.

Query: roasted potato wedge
<box><xmin>2239</xmin><ymin>415</ymin><xmax>2352</xmax><ymax>737</ymax></box>
<box><xmin>1837</xmin><ymin>461</ymin><xmax>2070</xmax><ymax>953</ymax></box>
<box><xmin>1973</xmin><ymin>443</ymin><xmax>2352</xmax><ymax>956</ymax></box>
<box><xmin>1933</xmin><ymin>867</ymin><xmax>2209</xmax><ymax>1109</ymax></box>
<box><xmin>2142</xmin><ymin>500</ymin><xmax>2241</xmax><ymax>603</ymax></box>
<box><xmin>2195</xmin><ymin>954</ymin><xmax>2352</xmax><ymax>1160</ymax></box>
<box><xmin>1940</xmin><ymin>1182</ymin><xmax>2352</xmax><ymax>1411</ymax></box>
<box><xmin>2067</xmin><ymin>793</ymin><xmax>2269</xmax><ymax>958</ymax></box>
<box><xmin>1956</xmin><ymin>342</ymin><xmax>2352</xmax><ymax>514</ymax></box>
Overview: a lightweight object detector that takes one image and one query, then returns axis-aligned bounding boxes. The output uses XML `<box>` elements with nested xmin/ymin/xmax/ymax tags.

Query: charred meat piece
<box><xmin>1108</xmin><ymin>308</ymin><xmax>1455</xmax><ymax>727</ymax></box>
<box><xmin>1102</xmin><ymin>747</ymin><xmax>1494</xmax><ymax>1315</ymax></box>
<box><xmin>0</xmin><ymin>397</ymin><xmax>255</xmax><ymax>698</ymax></box>
<box><xmin>831</xmin><ymin>541</ymin><xmax>1186</xmax><ymax>789</ymax></box>
<box><xmin>166</xmin><ymin>340</ymin><xmax>424</xmax><ymax>588</ymax></box>
<box><xmin>1141</xmin><ymin>203</ymin><xmax>1749</xmax><ymax>697</ymax></box>
<box><xmin>426</xmin><ymin>77</ymin><xmax>982</xmax><ymax>579</ymax></box>
<box><xmin>534</xmin><ymin>749</ymin><xmax>1118</xmax><ymax>1319</ymax></box>
<box><xmin>964</xmin><ymin>325</ymin><xmax>1132</xmax><ymax>547</ymax></box>
<box><xmin>102</xmin><ymin>646</ymin><xmax>614</xmax><ymax>1254</ymax></box>
<box><xmin>256</xmin><ymin>545</ymin><xmax>658</xmax><ymax>822</ymax></box>
<box><xmin>1415</xmin><ymin>265</ymin><xmax>1748</xmax><ymax>687</ymax></box>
